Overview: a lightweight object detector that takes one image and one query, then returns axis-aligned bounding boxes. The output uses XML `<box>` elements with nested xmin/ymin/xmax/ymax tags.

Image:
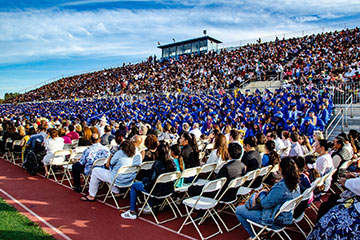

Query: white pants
<box><xmin>88</xmin><ymin>168</ymin><xmax>119</xmax><ymax>197</ymax></box>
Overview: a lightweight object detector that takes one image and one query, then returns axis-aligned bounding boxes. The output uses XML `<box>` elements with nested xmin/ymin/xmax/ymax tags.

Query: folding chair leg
<box><xmin>294</xmin><ymin>221</ymin><xmax>308</xmax><ymax>238</ymax></box>
<box><xmin>82</xmin><ymin>176</ymin><xmax>89</xmax><ymax>193</ymax></box>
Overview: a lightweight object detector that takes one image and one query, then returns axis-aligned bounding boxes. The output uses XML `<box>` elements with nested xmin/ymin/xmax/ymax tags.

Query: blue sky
<box><xmin>1</xmin><ymin>0</ymin><xmax>360</xmax><ymax>99</ymax></box>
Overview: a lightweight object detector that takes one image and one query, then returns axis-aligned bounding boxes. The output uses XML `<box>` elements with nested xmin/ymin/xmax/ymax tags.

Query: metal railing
<box><xmin>325</xmin><ymin>95</ymin><xmax>353</xmax><ymax>139</ymax></box>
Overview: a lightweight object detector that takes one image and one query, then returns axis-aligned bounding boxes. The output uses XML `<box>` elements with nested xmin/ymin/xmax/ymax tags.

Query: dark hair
<box><xmin>91</xmin><ymin>134</ymin><xmax>99</xmax><ymax>143</ymax></box>
<box><xmin>28</xmin><ymin>127</ymin><xmax>36</xmax><ymax>135</ymax></box>
<box><xmin>335</xmin><ymin>136</ymin><xmax>345</xmax><ymax>147</ymax></box>
<box><xmin>145</xmin><ymin>134</ymin><xmax>158</xmax><ymax>150</ymax></box>
<box><xmin>293</xmin><ymin>156</ymin><xmax>306</xmax><ymax>172</ymax></box>
<box><xmin>120</xmin><ymin>140</ymin><xmax>135</xmax><ymax>158</ymax></box>
<box><xmin>68</xmin><ymin>125</ymin><xmax>74</xmax><ymax>132</ymax></box>
<box><xmin>157</xmin><ymin>142</ymin><xmax>175</xmax><ymax>171</ymax></box>
<box><xmin>265</xmin><ymin>140</ymin><xmax>275</xmax><ymax>152</ymax></box>
<box><xmin>170</xmin><ymin>144</ymin><xmax>181</xmax><ymax>156</ymax></box>
<box><xmin>243</xmin><ymin>136</ymin><xmax>257</xmax><ymax>147</ymax></box>
<box><xmin>280</xmin><ymin>157</ymin><xmax>300</xmax><ymax>191</ymax></box>
<box><xmin>49</xmin><ymin>128</ymin><xmax>58</xmax><ymax>138</ymax></box>
<box><xmin>337</xmin><ymin>133</ymin><xmax>348</xmax><ymax>142</ymax></box>
<box><xmin>305</xmin><ymin>155</ymin><xmax>316</xmax><ymax>165</ymax></box>
<box><xmin>104</xmin><ymin>125</ymin><xmax>111</xmax><ymax>133</ymax></box>
<box><xmin>256</xmin><ymin>132</ymin><xmax>266</xmax><ymax>144</ymax></box>
<box><xmin>228</xmin><ymin>143</ymin><xmax>243</xmax><ymax>159</ymax></box>
<box><xmin>267</xmin><ymin>151</ymin><xmax>280</xmax><ymax>166</ymax></box>
<box><xmin>290</xmin><ymin>132</ymin><xmax>299</xmax><ymax>142</ymax></box>
<box><xmin>282</xmin><ymin>131</ymin><xmax>290</xmax><ymax>139</ymax></box>
<box><xmin>230</xmin><ymin>129</ymin><xmax>240</xmax><ymax>141</ymax></box>
<box><xmin>114</xmin><ymin>130</ymin><xmax>124</xmax><ymax>145</ymax></box>
<box><xmin>318</xmin><ymin>139</ymin><xmax>330</xmax><ymax>151</ymax></box>
<box><xmin>348</xmin><ymin>129</ymin><xmax>359</xmax><ymax>140</ymax></box>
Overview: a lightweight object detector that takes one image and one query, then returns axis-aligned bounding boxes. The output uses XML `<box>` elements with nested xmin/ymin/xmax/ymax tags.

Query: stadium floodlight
<box><xmin>172</xmin><ymin>38</ymin><xmax>176</xmax><ymax>42</ymax></box>
<box><xmin>203</xmin><ymin>30</ymin><xmax>207</xmax><ymax>35</ymax></box>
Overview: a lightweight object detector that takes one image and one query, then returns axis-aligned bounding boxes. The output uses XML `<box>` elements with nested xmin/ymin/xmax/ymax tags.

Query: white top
<box><xmin>345</xmin><ymin>177</ymin><xmax>360</xmax><ymax>196</ymax></box>
<box><xmin>189</xmin><ymin>128</ymin><xmax>202</xmax><ymax>139</ymax></box>
<box><xmin>43</xmin><ymin>137</ymin><xmax>65</xmax><ymax>164</ymax></box>
<box><xmin>207</xmin><ymin>149</ymin><xmax>224</xmax><ymax>167</ymax></box>
<box><xmin>316</xmin><ymin>153</ymin><xmax>334</xmax><ymax>175</ymax></box>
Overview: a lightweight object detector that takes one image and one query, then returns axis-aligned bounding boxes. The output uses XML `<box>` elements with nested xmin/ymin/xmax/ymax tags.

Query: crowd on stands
<box><xmin>4</xmin><ymin>27</ymin><xmax>360</xmax><ymax>103</ymax></box>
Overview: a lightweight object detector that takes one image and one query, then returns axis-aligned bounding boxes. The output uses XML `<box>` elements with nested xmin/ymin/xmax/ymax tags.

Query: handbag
<box><xmin>245</xmin><ymin>192</ymin><xmax>263</xmax><ymax>210</ymax></box>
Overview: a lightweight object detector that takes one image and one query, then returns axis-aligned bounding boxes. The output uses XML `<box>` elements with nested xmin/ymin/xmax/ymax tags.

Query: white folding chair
<box><xmin>217</xmin><ymin>175</ymin><xmax>248</xmax><ymax>232</ymax></box>
<box><xmin>11</xmin><ymin>140</ymin><xmax>23</xmax><ymax>164</ymax></box>
<box><xmin>248</xmin><ymin>195</ymin><xmax>303</xmax><ymax>240</ymax></box>
<box><xmin>138</xmin><ymin>171</ymin><xmax>181</xmax><ymax>225</ymax></box>
<box><xmin>69</xmin><ymin>146</ymin><xmax>87</xmax><ymax>163</ymax></box>
<box><xmin>237</xmin><ymin>169</ymin><xmax>261</xmax><ymax>200</ymax></box>
<box><xmin>263</xmin><ymin>164</ymin><xmax>279</xmax><ymax>190</ymax></box>
<box><xmin>293</xmin><ymin>181</ymin><xmax>320</xmax><ymax>238</ymax></box>
<box><xmin>252</xmin><ymin>165</ymin><xmax>273</xmax><ymax>191</ymax></box>
<box><xmin>81</xmin><ymin>158</ymin><xmax>108</xmax><ymax>193</ymax></box>
<box><xmin>46</xmin><ymin>149</ymin><xmax>73</xmax><ymax>187</ymax></box>
<box><xmin>192</xmin><ymin>163</ymin><xmax>217</xmax><ymax>187</ymax></box>
<box><xmin>178</xmin><ymin>177</ymin><xmax>227</xmax><ymax>240</ymax></box>
<box><xmin>172</xmin><ymin>166</ymin><xmax>201</xmax><ymax>216</ymax></box>
<box><xmin>4</xmin><ymin>138</ymin><xmax>13</xmax><ymax>161</ymax></box>
<box><xmin>331</xmin><ymin>160</ymin><xmax>353</xmax><ymax>193</ymax></box>
<box><xmin>103</xmin><ymin>165</ymin><xmax>140</xmax><ymax>209</ymax></box>
<box><xmin>71</xmin><ymin>139</ymin><xmax>79</xmax><ymax>148</ymax></box>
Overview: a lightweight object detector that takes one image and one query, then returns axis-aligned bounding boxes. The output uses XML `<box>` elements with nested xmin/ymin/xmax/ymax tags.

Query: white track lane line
<box><xmin>0</xmin><ymin>187</ymin><xmax>72</xmax><ymax>240</ymax></box>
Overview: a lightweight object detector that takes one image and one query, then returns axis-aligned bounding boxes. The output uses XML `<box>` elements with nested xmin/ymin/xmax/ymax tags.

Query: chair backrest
<box><xmin>5</xmin><ymin>138</ymin><xmax>13</xmax><ymax>150</ymax></box>
<box><xmin>71</xmin><ymin>139</ymin><xmax>79</xmax><ymax>145</ymax></box>
<box><xmin>92</xmin><ymin>158</ymin><xmax>108</xmax><ymax>167</ymax></box>
<box><xmin>13</xmin><ymin>140</ymin><xmax>22</xmax><ymax>147</ymax></box>
<box><xmin>156</xmin><ymin>171</ymin><xmax>181</xmax><ymax>183</ymax></box>
<box><xmin>200</xmin><ymin>162</ymin><xmax>216</xmax><ymax>174</ymax></box>
<box><xmin>339</xmin><ymin>160</ymin><xmax>352</xmax><ymax>170</ymax></box>
<box><xmin>51</xmin><ymin>149</ymin><xmax>72</xmax><ymax>165</ymax></box>
<box><xmin>141</xmin><ymin>161</ymin><xmax>155</xmax><ymax>170</ymax></box>
<box><xmin>274</xmin><ymin>195</ymin><xmax>303</xmax><ymax>218</ymax></box>
<box><xmin>258</xmin><ymin>165</ymin><xmax>272</xmax><ymax>177</ymax></box>
<box><xmin>227</xmin><ymin>175</ymin><xmax>248</xmax><ymax>190</ymax></box>
<box><xmin>202</xmin><ymin>177</ymin><xmax>227</xmax><ymax>199</ymax></box>
<box><xmin>75</xmin><ymin>146</ymin><xmax>88</xmax><ymax>153</ymax></box>
<box><xmin>180</xmin><ymin>166</ymin><xmax>201</xmax><ymax>179</ymax></box>
<box><xmin>116</xmin><ymin>165</ymin><xmax>141</xmax><ymax>175</ymax></box>
<box><xmin>63</xmin><ymin>143</ymin><xmax>73</xmax><ymax>150</ymax></box>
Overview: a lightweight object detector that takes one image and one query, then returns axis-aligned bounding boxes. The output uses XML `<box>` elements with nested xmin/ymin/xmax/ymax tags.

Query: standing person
<box><xmin>235</xmin><ymin>157</ymin><xmax>300</xmax><ymax>239</ymax></box>
<box><xmin>71</xmin><ymin>133</ymin><xmax>110</xmax><ymax>192</ymax></box>
<box><xmin>121</xmin><ymin>142</ymin><xmax>176</xmax><ymax>219</ymax></box>
<box><xmin>179</xmin><ymin>132</ymin><xmax>200</xmax><ymax>168</ymax></box>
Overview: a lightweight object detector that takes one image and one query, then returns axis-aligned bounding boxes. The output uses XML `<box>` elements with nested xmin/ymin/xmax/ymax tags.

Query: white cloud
<box><xmin>0</xmin><ymin>1</ymin><xmax>359</xmax><ymax>65</ymax></box>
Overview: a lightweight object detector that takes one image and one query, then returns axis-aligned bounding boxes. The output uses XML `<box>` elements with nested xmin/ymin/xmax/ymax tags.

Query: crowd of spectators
<box><xmin>3</xmin><ymin>28</ymin><xmax>360</xmax><ymax>103</ymax></box>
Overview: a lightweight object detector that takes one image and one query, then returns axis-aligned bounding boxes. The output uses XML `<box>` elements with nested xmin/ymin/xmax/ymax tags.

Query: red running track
<box><xmin>0</xmin><ymin>158</ymin><xmax>310</xmax><ymax>240</ymax></box>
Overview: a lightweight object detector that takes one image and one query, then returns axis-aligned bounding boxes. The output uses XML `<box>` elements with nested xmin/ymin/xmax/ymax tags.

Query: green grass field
<box><xmin>0</xmin><ymin>198</ymin><xmax>56</xmax><ymax>240</ymax></box>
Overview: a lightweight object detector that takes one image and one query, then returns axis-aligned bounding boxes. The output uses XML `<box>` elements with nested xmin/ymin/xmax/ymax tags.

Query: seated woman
<box><xmin>235</xmin><ymin>157</ymin><xmax>300</xmax><ymax>240</ymax></box>
<box><xmin>205</xmin><ymin>133</ymin><xmax>229</xmax><ymax>173</ymax></box>
<box><xmin>80</xmin><ymin>140</ymin><xmax>138</xmax><ymax>201</ymax></box>
<box><xmin>121</xmin><ymin>142</ymin><xmax>176</xmax><ymax>219</ymax></box>
<box><xmin>43</xmin><ymin>129</ymin><xmax>65</xmax><ymax>175</ymax></box>
<box><xmin>308</xmin><ymin>176</ymin><xmax>360</xmax><ymax>239</ymax></box>
<box><xmin>78</xmin><ymin>127</ymin><xmax>92</xmax><ymax>146</ymax></box>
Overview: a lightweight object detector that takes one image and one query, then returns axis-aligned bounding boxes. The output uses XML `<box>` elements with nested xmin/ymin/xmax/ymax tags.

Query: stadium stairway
<box><xmin>240</xmin><ymin>80</ymin><xmax>281</xmax><ymax>93</ymax></box>
<box><xmin>327</xmin><ymin>103</ymin><xmax>360</xmax><ymax>140</ymax></box>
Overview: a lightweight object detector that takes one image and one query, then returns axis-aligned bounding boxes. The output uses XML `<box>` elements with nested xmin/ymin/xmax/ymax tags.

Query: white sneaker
<box><xmin>138</xmin><ymin>205</ymin><xmax>152</xmax><ymax>214</ymax></box>
<box><xmin>121</xmin><ymin>210</ymin><xmax>137</xmax><ymax>220</ymax></box>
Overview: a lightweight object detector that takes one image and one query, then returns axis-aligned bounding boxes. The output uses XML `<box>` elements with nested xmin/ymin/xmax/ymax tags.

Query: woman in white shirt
<box><xmin>206</xmin><ymin>133</ymin><xmax>229</xmax><ymax>172</ymax></box>
<box><xmin>43</xmin><ymin>129</ymin><xmax>65</xmax><ymax>175</ymax></box>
